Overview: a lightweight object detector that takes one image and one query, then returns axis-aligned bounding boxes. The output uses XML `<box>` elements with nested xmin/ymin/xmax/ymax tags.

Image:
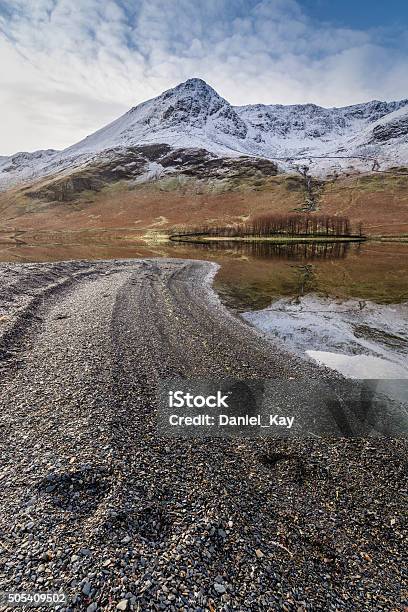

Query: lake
<box><xmin>1</xmin><ymin>232</ymin><xmax>407</xmax><ymax>308</ymax></box>
<box><xmin>1</xmin><ymin>233</ymin><xmax>407</xmax><ymax>381</ymax></box>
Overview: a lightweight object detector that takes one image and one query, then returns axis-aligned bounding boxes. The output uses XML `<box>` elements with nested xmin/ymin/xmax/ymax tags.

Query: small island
<box><xmin>170</xmin><ymin>212</ymin><xmax>366</xmax><ymax>243</ymax></box>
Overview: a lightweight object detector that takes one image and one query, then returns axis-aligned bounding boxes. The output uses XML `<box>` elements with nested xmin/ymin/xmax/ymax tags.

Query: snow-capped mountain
<box><xmin>64</xmin><ymin>78</ymin><xmax>248</xmax><ymax>156</ymax></box>
<box><xmin>1</xmin><ymin>78</ymin><xmax>408</xmax><ymax>190</ymax></box>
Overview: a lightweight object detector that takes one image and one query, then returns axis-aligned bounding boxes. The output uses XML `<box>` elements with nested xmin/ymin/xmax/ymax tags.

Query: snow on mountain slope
<box><xmin>0</xmin><ymin>149</ymin><xmax>59</xmax><ymax>183</ymax></box>
<box><xmin>1</xmin><ymin>78</ymin><xmax>408</xmax><ymax>191</ymax></box>
<box><xmin>64</xmin><ymin>78</ymin><xmax>248</xmax><ymax>156</ymax></box>
<box><xmin>235</xmin><ymin>99</ymin><xmax>408</xmax><ymax>156</ymax></box>
<box><xmin>328</xmin><ymin>105</ymin><xmax>408</xmax><ymax>175</ymax></box>
<box><xmin>0</xmin><ymin>149</ymin><xmax>64</xmax><ymax>190</ymax></box>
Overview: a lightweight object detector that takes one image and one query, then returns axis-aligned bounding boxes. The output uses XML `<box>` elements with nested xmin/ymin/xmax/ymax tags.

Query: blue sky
<box><xmin>0</xmin><ymin>0</ymin><xmax>407</xmax><ymax>154</ymax></box>
<box><xmin>301</xmin><ymin>0</ymin><xmax>408</xmax><ymax>30</ymax></box>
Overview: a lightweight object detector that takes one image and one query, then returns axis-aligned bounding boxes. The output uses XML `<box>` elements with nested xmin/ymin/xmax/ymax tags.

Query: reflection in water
<box><xmin>173</xmin><ymin>239</ymin><xmax>355</xmax><ymax>260</ymax></box>
<box><xmin>171</xmin><ymin>239</ymin><xmax>408</xmax><ymax>311</ymax></box>
<box><xmin>292</xmin><ymin>264</ymin><xmax>316</xmax><ymax>296</ymax></box>
<box><xmin>1</xmin><ymin>233</ymin><xmax>407</xmax><ymax>308</ymax></box>
<box><xmin>170</xmin><ymin>239</ymin><xmax>358</xmax><ymax>311</ymax></box>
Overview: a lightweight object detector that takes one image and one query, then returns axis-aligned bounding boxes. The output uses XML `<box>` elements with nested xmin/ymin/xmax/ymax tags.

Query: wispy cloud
<box><xmin>1</xmin><ymin>0</ymin><xmax>407</xmax><ymax>154</ymax></box>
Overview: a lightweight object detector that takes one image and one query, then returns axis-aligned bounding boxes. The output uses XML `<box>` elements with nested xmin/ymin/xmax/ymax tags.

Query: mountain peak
<box><xmin>3</xmin><ymin>81</ymin><xmax>408</xmax><ymax>191</ymax></box>
<box><xmin>146</xmin><ymin>77</ymin><xmax>248</xmax><ymax>140</ymax></box>
<box><xmin>161</xmin><ymin>77</ymin><xmax>221</xmax><ymax>100</ymax></box>
<box><xmin>181</xmin><ymin>77</ymin><xmax>211</xmax><ymax>87</ymax></box>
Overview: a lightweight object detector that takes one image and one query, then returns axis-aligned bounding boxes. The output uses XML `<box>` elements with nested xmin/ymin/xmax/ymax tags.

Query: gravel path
<box><xmin>0</xmin><ymin>259</ymin><xmax>406</xmax><ymax>611</ymax></box>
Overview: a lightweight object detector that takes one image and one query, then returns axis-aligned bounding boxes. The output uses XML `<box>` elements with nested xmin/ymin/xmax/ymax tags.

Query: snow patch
<box><xmin>243</xmin><ymin>294</ymin><xmax>408</xmax><ymax>379</ymax></box>
<box><xmin>133</xmin><ymin>161</ymin><xmax>165</xmax><ymax>183</ymax></box>
<box><xmin>306</xmin><ymin>351</ymin><xmax>408</xmax><ymax>379</ymax></box>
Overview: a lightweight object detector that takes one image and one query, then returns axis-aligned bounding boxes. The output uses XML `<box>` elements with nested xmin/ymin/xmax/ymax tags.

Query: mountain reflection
<box><xmin>174</xmin><ymin>239</ymin><xmax>355</xmax><ymax>261</ymax></box>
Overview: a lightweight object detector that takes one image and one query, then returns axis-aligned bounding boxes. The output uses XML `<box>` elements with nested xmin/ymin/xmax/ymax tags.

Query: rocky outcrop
<box><xmin>370</xmin><ymin>114</ymin><xmax>408</xmax><ymax>143</ymax></box>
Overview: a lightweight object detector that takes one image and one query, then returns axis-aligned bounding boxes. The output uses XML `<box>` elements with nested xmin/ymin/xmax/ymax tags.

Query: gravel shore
<box><xmin>0</xmin><ymin>259</ymin><xmax>406</xmax><ymax>611</ymax></box>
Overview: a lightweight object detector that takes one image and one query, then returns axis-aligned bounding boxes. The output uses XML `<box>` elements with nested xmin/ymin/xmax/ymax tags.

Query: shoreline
<box><xmin>169</xmin><ymin>235</ymin><xmax>366</xmax><ymax>244</ymax></box>
<box><xmin>1</xmin><ymin>227</ymin><xmax>408</xmax><ymax>249</ymax></box>
<box><xmin>0</xmin><ymin>258</ymin><xmax>406</xmax><ymax>610</ymax></box>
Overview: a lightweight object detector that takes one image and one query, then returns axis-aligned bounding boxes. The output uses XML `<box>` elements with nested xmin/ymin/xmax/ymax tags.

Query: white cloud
<box><xmin>0</xmin><ymin>0</ymin><xmax>407</xmax><ymax>154</ymax></box>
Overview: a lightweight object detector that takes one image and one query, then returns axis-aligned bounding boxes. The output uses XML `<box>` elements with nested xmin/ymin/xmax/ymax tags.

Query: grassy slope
<box><xmin>0</xmin><ymin>171</ymin><xmax>407</xmax><ymax>237</ymax></box>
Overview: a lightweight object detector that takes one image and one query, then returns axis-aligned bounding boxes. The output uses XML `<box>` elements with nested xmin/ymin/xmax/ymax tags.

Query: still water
<box><xmin>1</xmin><ymin>233</ymin><xmax>408</xmax><ymax>380</ymax></box>
<box><xmin>2</xmin><ymin>233</ymin><xmax>406</xmax><ymax>423</ymax></box>
<box><xmin>2</xmin><ymin>233</ymin><xmax>407</xmax><ymax>308</ymax></box>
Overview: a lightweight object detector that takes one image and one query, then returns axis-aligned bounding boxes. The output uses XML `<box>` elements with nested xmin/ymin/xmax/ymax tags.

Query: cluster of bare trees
<box><xmin>239</xmin><ymin>213</ymin><xmax>352</xmax><ymax>236</ymax></box>
<box><xmin>171</xmin><ymin>213</ymin><xmax>355</xmax><ymax>238</ymax></box>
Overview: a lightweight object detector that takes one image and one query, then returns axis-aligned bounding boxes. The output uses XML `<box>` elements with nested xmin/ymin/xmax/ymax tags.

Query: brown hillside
<box><xmin>0</xmin><ymin>170</ymin><xmax>407</xmax><ymax>236</ymax></box>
